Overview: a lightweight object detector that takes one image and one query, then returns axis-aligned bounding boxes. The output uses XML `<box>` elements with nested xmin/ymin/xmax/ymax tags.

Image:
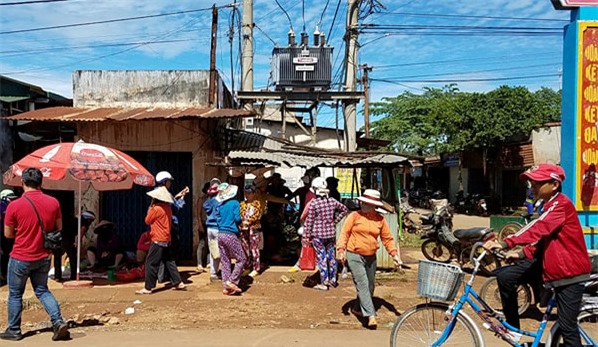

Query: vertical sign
<box><xmin>335</xmin><ymin>167</ymin><xmax>361</xmax><ymax>198</ymax></box>
<box><xmin>578</xmin><ymin>23</ymin><xmax>598</xmax><ymax>210</ymax></box>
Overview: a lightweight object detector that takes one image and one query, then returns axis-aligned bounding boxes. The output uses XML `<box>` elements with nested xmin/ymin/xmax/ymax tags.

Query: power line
<box><xmin>378</xmin><ymin>63</ymin><xmax>559</xmax><ymax>80</ymax></box>
<box><xmin>317</xmin><ymin>0</ymin><xmax>331</xmax><ymax>28</ymax></box>
<box><xmin>371</xmin><ymin>73</ymin><xmax>560</xmax><ymax>83</ymax></box>
<box><xmin>360</xmin><ymin>24</ymin><xmax>562</xmax><ymax>31</ymax></box>
<box><xmin>376</xmin><ymin>11</ymin><xmax>569</xmax><ymax>23</ymax></box>
<box><xmin>0</xmin><ymin>0</ymin><xmax>71</xmax><ymax>5</ymax></box>
<box><xmin>274</xmin><ymin>0</ymin><xmax>294</xmax><ymax>32</ymax></box>
<box><xmin>0</xmin><ymin>6</ymin><xmax>217</xmax><ymax>35</ymax></box>
<box><xmin>372</xmin><ymin>52</ymin><xmax>560</xmax><ymax>69</ymax></box>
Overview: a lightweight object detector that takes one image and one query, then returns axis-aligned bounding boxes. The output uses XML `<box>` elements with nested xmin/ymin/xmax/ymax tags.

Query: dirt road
<box><xmin>0</xmin><ymin>214</ymin><xmax>519</xmax><ymax>346</ymax></box>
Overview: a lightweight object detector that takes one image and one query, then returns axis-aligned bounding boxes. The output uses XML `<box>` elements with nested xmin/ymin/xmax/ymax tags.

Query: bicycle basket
<box><xmin>417</xmin><ymin>260</ymin><xmax>464</xmax><ymax>301</ymax></box>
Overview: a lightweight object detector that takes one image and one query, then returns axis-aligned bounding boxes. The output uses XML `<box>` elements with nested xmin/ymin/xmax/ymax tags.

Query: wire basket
<box><xmin>417</xmin><ymin>260</ymin><xmax>464</xmax><ymax>301</ymax></box>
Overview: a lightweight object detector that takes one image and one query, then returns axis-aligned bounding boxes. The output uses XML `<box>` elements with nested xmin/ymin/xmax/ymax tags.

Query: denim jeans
<box><xmin>6</xmin><ymin>257</ymin><xmax>63</xmax><ymax>334</ymax></box>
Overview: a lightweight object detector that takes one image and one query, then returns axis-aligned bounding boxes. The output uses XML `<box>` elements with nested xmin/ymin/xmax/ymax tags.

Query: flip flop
<box><xmin>174</xmin><ymin>283</ymin><xmax>187</xmax><ymax>291</ymax></box>
<box><xmin>135</xmin><ymin>289</ymin><xmax>152</xmax><ymax>295</ymax></box>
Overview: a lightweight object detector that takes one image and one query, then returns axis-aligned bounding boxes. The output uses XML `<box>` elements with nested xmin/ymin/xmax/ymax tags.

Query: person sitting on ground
<box><xmin>56</xmin><ymin>210</ymin><xmax>95</xmax><ymax>281</ymax></box>
<box><xmin>86</xmin><ymin>220</ymin><xmax>125</xmax><ymax>271</ymax></box>
<box><xmin>484</xmin><ymin>164</ymin><xmax>591</xmax><ymax>347</ymax></box>
<box><xmin>136</xmin><ymin>230</ymin><xmax>151</xmax><ymax>265</ymax></box>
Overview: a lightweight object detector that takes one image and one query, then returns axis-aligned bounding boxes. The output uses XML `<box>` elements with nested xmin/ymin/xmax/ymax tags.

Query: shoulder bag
<box><xmin>24</xmin><ymin>196</ymin><xmax>63</xmax><ymax>251</ymax></box>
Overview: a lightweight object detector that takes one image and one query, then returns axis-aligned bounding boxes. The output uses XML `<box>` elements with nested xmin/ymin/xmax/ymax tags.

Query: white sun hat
<box><xmin>155</xmin><ymin>171</ymin><xmax>174</xmax><ymax>184</ymax></box>
<box><xmin>147</xmin><ymin>186</ymin><xmax>174</xmax><ymax>204</ymax></box>
<box><xmin>216</xmin><ymin>184</ymin><xmax>238</xmax><ymax>202</ymax></box>
<box><xmin>357</xmin><ymin>189</ymin><xmax>384</xmax><ymax>207</ymax></box>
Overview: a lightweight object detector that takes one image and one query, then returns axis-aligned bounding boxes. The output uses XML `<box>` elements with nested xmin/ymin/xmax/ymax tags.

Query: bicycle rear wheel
<box><xmin>548</xmin><ymin>308</ymin><xmax>598</xmax><ymax>347</ymax></box>
<box><xmin>478</xmin><ymin>277</ymin><xmax>531</xmax><ymax>316</ymax></box>
<box><xmin>390</xmin><ymin>302</ymin><xmax>482</xmax><ymax>347</ymax></box>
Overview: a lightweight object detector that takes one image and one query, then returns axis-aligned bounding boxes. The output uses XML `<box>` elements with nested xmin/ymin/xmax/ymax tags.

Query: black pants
<box><xmin>554</xmin><ymin>283</ymin><xmax>585</xmax><ymax>347</ymax></box>
<box><xmin>53</xmin><ymin>244</ymin><xmax>77</xmax><ymax>281</ymax></box>
<box><xmin>145</xmin><ymin>243</ymin><xmax>182</xmax><ymax>290</ymax></box>
<box><xmin>0</xmin><ymin>236</ymin><xmax>14</xmax><ymax>285</ymax></box>
<box><xmin>496</xmin><ymin>258</ymin><xmax>541</xmax><ymax>328</ymax></box>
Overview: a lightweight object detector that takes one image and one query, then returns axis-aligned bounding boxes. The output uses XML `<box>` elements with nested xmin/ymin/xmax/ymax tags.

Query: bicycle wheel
<box><xmin>498</xmin><ymin>222</ymin><xmax>522</xmax><ymax>241</ymax></box>
<box><xmin>478</xmin><ymin>277</ymin><xmax>531</xmax><ymax>316</ymax></box>
<box><xmin>548</xmin><ymin>308</ymin><xmax>598</xmax><ymax>347</ymax></box>
<box><xmin>390</xmin><ymin>302</ymin><xmax>483</xmax><ymax>347</ymax></box>
<box><xmin>421</xmin><ymin>240</ymin><xmax>452</xmax><ymax>263</ymax></box>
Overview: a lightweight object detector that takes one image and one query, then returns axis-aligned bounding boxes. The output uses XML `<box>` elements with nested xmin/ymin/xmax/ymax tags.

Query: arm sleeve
<box><xmin>333</xmin><ymin>201</ymin><xmax>349</xmax><ymax>224</ymax></box>
<box><xmin>233</xmin><ymin>201</ymin><xmax>242</xmax><ymax>224</ymax></box>
<box><xmin>337</xmin><ymin>212</ymin><xmax>356</xmax><ymax>251</ymax></box>
<box><xmin>504</xmin><ymin>202</ymin><xmax>564</xmax><ymax>249</ymax></box>
<box><xmin>379</xmin><ymin>218</ymin><xmax>398</xmax><ymax>256</ymax></box>
<box><xmin>303</xmin><ymin>202</ymin><xmax>316</xmax><ymax>238</ymax></box>
<box><xmin>145</xmin><ymin>205</ymin><xmax>157</xmax><ymax>226</ymax></box>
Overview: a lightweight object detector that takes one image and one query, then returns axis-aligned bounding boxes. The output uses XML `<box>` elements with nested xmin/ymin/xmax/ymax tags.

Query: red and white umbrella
<box><xmin>3</xmin><ymin>140</ymin><xmax>155</xmax><ymax>282</ymax></box>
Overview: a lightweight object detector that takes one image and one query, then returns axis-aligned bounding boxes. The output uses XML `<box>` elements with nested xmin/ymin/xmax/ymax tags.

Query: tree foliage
<box><xmin>368</xmin><ymin>85</ymin><xmax>561</xmax><ymax>156</ymax></box>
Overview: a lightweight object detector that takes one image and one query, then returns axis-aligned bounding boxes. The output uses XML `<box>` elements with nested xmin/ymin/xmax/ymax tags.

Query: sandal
<box><xmin>135</xmin><ymin>288</ymin><xmax>152</xmax><ymax>295</ymax></box>
<box><xmin>224</xmin><ymin>281</ymin><xmax>242</xmax><ymax>294</ymax></box>
<box><xmin>174</xmin><ymin>283</ymin><xmax>187</xmax><ymax>290</ymax></box>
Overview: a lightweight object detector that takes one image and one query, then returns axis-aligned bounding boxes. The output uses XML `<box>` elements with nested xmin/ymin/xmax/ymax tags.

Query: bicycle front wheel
<box><xmin>390</xmin><ymin>302</ymin><xmax>483</xmax><ymax>347</ymax></box>
<box><xmin>548</xmin><ymin>308</ymin><xmax>598</xmax><ymax>347</ymax></box>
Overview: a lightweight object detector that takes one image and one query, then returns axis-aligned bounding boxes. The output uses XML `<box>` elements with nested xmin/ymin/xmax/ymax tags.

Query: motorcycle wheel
<box><xmin>498</xmin><ymin>222</ymin><xmax>523</xmax><ymax>241</ymax></box>
<box><xmin>421</xmin><ymin>240</ymin><xmax>452</xmax><ymax>263</ymax></box>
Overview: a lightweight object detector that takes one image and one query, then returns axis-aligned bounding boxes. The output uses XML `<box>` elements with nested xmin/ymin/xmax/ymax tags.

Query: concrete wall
<box><xmin>532</xmin><ymin>125</ymin><xmax>561</xmax><ymax>164</ymax></box>
<box><xmin>73</xmin><ymin>70</ymin><xmax>212</xmax><ymax>108</ymax></box>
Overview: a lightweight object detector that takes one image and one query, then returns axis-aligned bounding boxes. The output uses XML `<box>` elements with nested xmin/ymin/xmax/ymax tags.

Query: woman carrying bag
<box><xmin>337</xmin><ymin>189</ymin><xmax>403</xmax><ymax>329</ymax></box>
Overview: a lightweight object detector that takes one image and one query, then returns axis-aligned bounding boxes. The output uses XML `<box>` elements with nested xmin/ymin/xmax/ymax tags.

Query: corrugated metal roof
<box><xmin>0</xmin><ymin>96</ymin><xmax>30</xmax><ymax>103</ymax></box>
<box><xmin>227</xmin><ymin>130</ymin><xmax>413</xmax><ymax>168</ymax></box>
<box><xmin>6</xmin><ymin>106</ymin><xmax>254</xmax><ymax>121</ymax></box>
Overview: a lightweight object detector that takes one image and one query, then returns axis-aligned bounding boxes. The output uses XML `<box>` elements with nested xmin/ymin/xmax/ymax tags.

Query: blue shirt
<box><xmin>216</xmin><ymin>199</ymin><xmax>241</xmax><ymax>234</ymax></box>
<box><xmin>203</xmin><ymin>196</ymin><xmax>220</xmax><ymax>228</ymax></box>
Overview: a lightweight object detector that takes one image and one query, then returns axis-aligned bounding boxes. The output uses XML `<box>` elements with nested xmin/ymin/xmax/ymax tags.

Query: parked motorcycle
<box><xmin>420</xmin><ymin>199</ymin><xmax>502</xmax><ymax>276</ymax></box>
<box><xmin>400</xmin><ymin>197</ymin><xmax>435</xmax><ymax>234</ymax></box>
<box><xmin>453</xmin><ymin>191</ymin><xmax>488</xmax><ymax>216</ymax></box>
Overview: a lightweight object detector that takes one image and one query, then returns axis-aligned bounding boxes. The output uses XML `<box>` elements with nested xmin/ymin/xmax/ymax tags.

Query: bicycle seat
<box><xmin>453</xmin><ymin>227</ymin><xmax>493</xmax><ymax>240</ymax></box>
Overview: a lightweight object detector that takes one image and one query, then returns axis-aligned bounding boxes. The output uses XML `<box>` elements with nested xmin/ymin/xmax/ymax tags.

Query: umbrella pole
<box><xmin>76</xmin><ymin>181</ymin><xmax>82</xmax><ymax>282</ymax></box>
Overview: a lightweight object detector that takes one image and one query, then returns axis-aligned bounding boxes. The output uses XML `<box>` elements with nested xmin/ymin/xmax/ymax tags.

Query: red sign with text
<box><xmin>578</xmin><ymin>24</ymin><xmax>598</xmax><ymax>210</ymax></box>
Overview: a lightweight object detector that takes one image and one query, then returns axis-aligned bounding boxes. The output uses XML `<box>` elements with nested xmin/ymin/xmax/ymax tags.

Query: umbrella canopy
<box><xmin>3</xmin><ymin>141</ymin><xmax>155</xmax><ymax>190</ymax></box>
<box><xmin>2</xmin><ymin>140</ymin><xmax>155</xmax><ymax>283</ymax></box>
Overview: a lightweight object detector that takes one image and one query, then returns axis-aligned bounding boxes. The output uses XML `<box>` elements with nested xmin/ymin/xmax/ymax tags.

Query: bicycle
<box><xmin>389</xmin><ymin>242</ymin><xmax>597</xmax><ymax>347</ymax></box>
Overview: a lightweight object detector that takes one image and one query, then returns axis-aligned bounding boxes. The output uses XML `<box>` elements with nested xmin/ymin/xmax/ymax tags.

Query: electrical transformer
<box><xmin>271</xmin><ymin>46</ymin><xmax>333</xmax><ymax>91</ymax></box>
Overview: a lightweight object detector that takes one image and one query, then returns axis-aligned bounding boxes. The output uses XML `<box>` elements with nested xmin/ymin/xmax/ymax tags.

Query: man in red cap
<box><xmin>485</xmin><ymin>163</ymin><xmax>591</xmax><ymax>347</ymax></box>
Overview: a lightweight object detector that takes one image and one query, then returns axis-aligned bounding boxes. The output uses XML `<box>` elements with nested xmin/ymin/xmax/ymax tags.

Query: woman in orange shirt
<box><xmin>136</xmin><ymin>186</ymin><xmax>185</xmax><ymax>294</ymax></box>
<box><xmin>337</xmin><ymin>189</ymin><xmax>403</xmax><ymax>329</ymax></box>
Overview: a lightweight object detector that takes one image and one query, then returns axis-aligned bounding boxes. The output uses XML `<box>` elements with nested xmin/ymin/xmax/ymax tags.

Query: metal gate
<box><xmin>101</xmin><ymin>151</ymin><xmax>193</xmax><ymax>260</ymax></box>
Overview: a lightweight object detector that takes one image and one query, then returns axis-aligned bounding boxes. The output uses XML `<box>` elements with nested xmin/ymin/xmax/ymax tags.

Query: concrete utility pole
<box><xmin>241</xmin><ymin>0</ymin><xmax>254</xmax><ymax>97</ymax></box>
<box><xmin>361</xmin><ymin>64</ymin><xmax>372</xmax><ymax>138</ymax></box>
<box><xmin>343</xmin><ymin>0</ymin><xmax>359</xmax><ymax>152</ymax></box>
<box><xmin>209</xmin><ymin>5</ymin><xmax>218</xmax><ymax>106</ymax></box>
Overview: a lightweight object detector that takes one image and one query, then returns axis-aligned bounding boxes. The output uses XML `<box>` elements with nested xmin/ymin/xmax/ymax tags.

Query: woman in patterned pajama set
<box><xmin>239</xmin><ymin>184</ymin><xmax>262</xmax><ymax>278</ymax></box>
<box><xmin>303</xmin><ymin>178</ymin><xmax>348</xmax><ymax>291</ymax></box>
<box><xmin>215</xmin><ymin>183</ymin><xmax>246</xmax><ymax>295</ymax></box>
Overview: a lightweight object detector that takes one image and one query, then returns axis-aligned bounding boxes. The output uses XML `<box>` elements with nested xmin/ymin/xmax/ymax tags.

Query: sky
<box><xmin>0</xmin><ymin>0</ymin><xmax>572</xmax><ymax>129</ymax></box>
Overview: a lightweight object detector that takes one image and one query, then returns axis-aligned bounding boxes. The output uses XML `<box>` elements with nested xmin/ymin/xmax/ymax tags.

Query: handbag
<box><xmin>299</xmin><ymin>244</ymin><xmax>316</xmax><ymax>271</ymax></box>
<box><xmin>24</xmin><ymin>196</ymin><xmax>63</xmax><ymax>251</ymax></box>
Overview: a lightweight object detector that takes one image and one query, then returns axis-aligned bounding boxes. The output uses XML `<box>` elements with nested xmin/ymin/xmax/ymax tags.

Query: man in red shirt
<box><xmin>1</xmin><ymin>168</ymin><xmax>69</xmax><ymax>341</ymax></box>
<box><xmin>485</xmin><ymin>164</ymin><xmax>591</xmax><ymax>347</ymax></box>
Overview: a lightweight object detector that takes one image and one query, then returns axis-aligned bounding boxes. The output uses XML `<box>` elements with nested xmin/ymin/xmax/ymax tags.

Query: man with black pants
<box><xmin>485</xmin><ymin>164</ymin><xmax>591</xmax><ymax>347</ymax></box>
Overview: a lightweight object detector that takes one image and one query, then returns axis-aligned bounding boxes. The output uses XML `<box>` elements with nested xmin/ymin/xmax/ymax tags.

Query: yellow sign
<box><xmin>335</xmin><ymin>168</ymin><xmax>361</xmax><ymax>198</ymax></box>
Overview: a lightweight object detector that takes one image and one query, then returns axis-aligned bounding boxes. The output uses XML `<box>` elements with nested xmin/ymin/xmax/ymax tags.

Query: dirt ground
<box><xmin>0</xmin><ymin>213</ymin><xmax>509</xmax><ymax>335</ymax></box>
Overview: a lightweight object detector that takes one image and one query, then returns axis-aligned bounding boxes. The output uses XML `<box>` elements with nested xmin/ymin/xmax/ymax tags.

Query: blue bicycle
<box><xmin>390</xmin><ymin>242</ymin><xmax>597</xmax><ymax>347</ymax></box>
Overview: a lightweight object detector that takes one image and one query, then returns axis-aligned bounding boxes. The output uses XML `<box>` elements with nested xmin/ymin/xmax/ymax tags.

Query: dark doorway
<box><xmin>101</xmin><ymin>151</ymin><xmax>193</xmax><ymax>260</ymax></box>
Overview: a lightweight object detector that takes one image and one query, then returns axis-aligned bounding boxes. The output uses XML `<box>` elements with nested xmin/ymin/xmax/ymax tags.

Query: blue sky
<box><xmin>0</xmin><ymin>0</ymin><xmax>571</xmax><ymax>129</ymax></box>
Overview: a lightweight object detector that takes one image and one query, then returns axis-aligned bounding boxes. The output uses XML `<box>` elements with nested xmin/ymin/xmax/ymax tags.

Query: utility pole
<box><xmin>209</xmin><ymin>5</ymin><xmax>218</xmax><ymax>106</ymax></box>
<box><xmin>361</xmin><ymin>64</ymin><xmax>372</xmax><ymax>138</ymax></box>
<box><xmin>241</xmin><ymin>0</ymin><xmax>254</xmax><ymax>99</ymax></box>
<box><xmin>343</xmin><ymin>0</ymin><xmax>359</xmax><ymax>152</ymax></box>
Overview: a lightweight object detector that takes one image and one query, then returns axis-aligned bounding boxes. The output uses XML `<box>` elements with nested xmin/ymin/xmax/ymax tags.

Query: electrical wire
<box><xmin>0</xmin><ymin>0</ymin><xmax>70</xmax><ymax>5</ymax></box>
<box><xmin>326</xmin><ymin>0</ymin><xmax>342</xmax><ymax>42</ymax></box>
<box><xmin>317</xmin><ymin>0</ymin><xmax>331</xmax><ymax>28</ymax></box>
<box><xmin>254</xmin><ymin>23</ymin><xmax>278</xmax><ymax>46</ymax></box>
<box><xmin>274</xmin><ymin>0</ymin><xmax>294</xmax><ymax>32</ymax></box>
<box><xmin>378</xmin><ymin>63</ymin><xmax>559</xmax><ymax>80</ymax></box>
<box><xmin>0</xmin><ymin>6</ymin><xmax>216</xmax><ymax>35</ymax></box>
<box><xmin>375</xmin><ymin>11</ymin><xmax>569</xmax><ymax>23</ymax></box>
<box><xmin>371</xmin><ymin>52</ymin><xmax>560</xmax><ymax>69</ymax></box>
<box><xmin>371</xmin><ymin>73</ymin><xmax>559</xmax><ymax>83</ymax></box>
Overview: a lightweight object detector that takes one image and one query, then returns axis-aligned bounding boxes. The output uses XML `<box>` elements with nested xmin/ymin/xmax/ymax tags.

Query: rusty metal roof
<box><xmin>6</xmin><ymin>106</ymin><xmax>254</xmax><ymax>121</ymax></box>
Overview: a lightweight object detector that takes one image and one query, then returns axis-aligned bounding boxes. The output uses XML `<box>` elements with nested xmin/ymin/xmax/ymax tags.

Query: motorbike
<box><xmin>453</xmin><ymin>191</ymin><xmax>488</xmax><ymax>216</ymax></box>
<box><xmin>399</xmin><ymin>197</ymin><xmax>434</xmax><ymax>234</ymax></box>
<box><xmin>420</xmin><ymin>199</ymin><xmax>502</xmax><ymax>276</ymax></box>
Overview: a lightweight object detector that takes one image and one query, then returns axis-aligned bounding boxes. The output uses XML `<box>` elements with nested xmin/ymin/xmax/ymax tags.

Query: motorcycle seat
<box><xmin>453</xmin><ymin>227</ymin><xmax>493</xmax><ymax>240</ymax></box>
<box><xmin>419</xmin><ymin>213</ymin><xmax>434</xmax><ymax>223</ymax></box>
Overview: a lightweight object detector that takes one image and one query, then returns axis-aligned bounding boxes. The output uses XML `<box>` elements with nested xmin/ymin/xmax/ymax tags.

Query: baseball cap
<box><xmin>520</xmin><ymin>164</ymin><xmax>565</xmax><ymax>183</ymax></box>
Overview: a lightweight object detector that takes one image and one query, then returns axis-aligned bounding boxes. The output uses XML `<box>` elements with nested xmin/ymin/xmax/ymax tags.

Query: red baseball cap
<box><xmin>520</xmin><ymin>164</ymin><xmax>565</xmax><ymax>183</ymax></box>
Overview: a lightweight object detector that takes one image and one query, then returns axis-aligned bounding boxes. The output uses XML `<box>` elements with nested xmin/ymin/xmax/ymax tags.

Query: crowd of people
<box><xmin>4</xmin><ymin>163</ymin><xmax>591</xmax><ymax>344</ymax></box>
